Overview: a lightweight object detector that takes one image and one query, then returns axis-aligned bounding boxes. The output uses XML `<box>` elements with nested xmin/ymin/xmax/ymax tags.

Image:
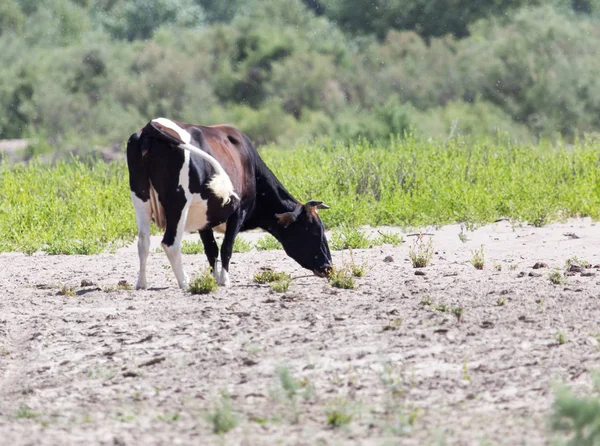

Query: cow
<box><xmin>126</xmin><ymin>118</ymin><xmax>332</xmax><ymax>289</ymax></box>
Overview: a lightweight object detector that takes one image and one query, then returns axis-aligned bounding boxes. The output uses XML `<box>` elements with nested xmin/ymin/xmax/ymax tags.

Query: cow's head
<box><xmin>274</xmin><ymin>200</ymin><xmax>332</xmax><ymax>277</ymax></box>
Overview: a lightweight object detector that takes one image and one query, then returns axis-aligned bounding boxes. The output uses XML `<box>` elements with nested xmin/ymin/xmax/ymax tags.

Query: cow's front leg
<box><xmin>162</xmin><ymin>201</ymin><xmax>191</xmax><ymax>289</ymax></box>
<box><xmin>131</xmin><ymin>192</ymin><xmax>152</xmax><ymax>290</ymax></box>
<box><xmin>199</xmin><ymin>228</ymin><xmax>219</xmax><ymax>278</ymax></box>
<box><xmin>218</xmin><ymin>211</ymin><xmax>245</xmax><ymax>287</ymax></box>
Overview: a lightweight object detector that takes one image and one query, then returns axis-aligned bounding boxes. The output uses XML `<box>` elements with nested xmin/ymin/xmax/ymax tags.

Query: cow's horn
<box><xmin>305</xmin><ymin>200</ymin><xmax>330</xmax><ymax>210</ymax></box>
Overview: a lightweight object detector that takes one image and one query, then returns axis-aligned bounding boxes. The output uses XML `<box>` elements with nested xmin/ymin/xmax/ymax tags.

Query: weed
<box><xmin>233</xmin><ymin>237</ymin><xmax>252</xmax><ymax>253</ymax></box>
<box><xmin>188</xmin><ymin>269</ymin><xmax>218</xmax><ymax>294</ymax></box>
<box><xmin>58</xmin><ymin>283</ymin><xmax>76</xmax><ymax>296</ymax></box>
<box><xmin>328</xmin><ymin>267</ymin><xmax>356</xmax><ymax>289</ymax></box>
<box><xmin>204</xmin><ymin>392</ymin><xmax>239</xmax><ymax>435</ymax></box>
<box><xmin>470</xmin><ymin>245</ymin><xmax>485</xmax><ymax>270</ymax></box>
<box><xmin>461</xmin><ymin>362</ymin><xmax>471</xmax><ymax>381</ymax></box>
<box><xmin>181</xmin><ymin>240</ymin><xmax>204</xmax><ymax>254</ymax></box>
<box><xmin>494</xmin><ymin>263</ymin><xmax>502</xmax><ymax>271</ymax></box>
<box><xmin>409</xmin><ymin>235</ymin><xmax>434</xmax><ymax>268</ymax></box>
<box><xmin>452</xmin><ymin>307</ymin><xmax>465</xmax><ymax>322</ymax></box>
<box><xmin>255</xmin><ymin>235</ymin><xmax>282</xmax><ymax>251</ymax></box>
<box><xmin>375</xmin><ymin>230</ymin><xmax>403</xmax><ymax>247</ymax></box>
<box><xmin>556</xmin><ymin>332</ymin><xmax>567</xmax><ymax>345</ymax></box>
<box><xmin>271</xmin><ymin>366</ymin><xmax>313</xmax><ymax>424</ymax></box>
<box><xmin>549</xmin><ymin>271</ymin><xmax>565</xmax><ymax>285</ymax></box>
<box><xmin>14</xmin><ymin>405</ymin><xmax>38</xmax><ymax>419</ymax></box>
<box><xmin>565</xmin><ymin>256</ymin><xmax>590</xmax><ymax>270</ymax></box>
<box><xmin>458</xmin><ymin>229</ymin><xmax>468</xmax><ymax>243</ymax></box>
<box><xmin>509</xmin><ymin>263</ymin><xmax>519</xmax><ymax>271</ymax></box>
<box><xmin>269</xmin><ymin>279</ymin><xmax>290</xmax><ymax>293</ymax></box>
<box><xmin>383</xmin><ymin>318</ymin><xmax>403</xmax><ymax>331</ymax></box>
<box><xmin>87</xmin><ymin>367</ymin><xmax>115</xmax><ymax>381</ymax></box>
<box><xmin>497</xmin><ymin>297</ymin><xmax>506</xmax><ymax>306</ymax></box>
<box><xmin>330</xmin><ymin>226</ymin><xmax>373</xmax><ymax>251</ymax></box>
<box><xmin>551</xmin><ymin>372</ymin><xmax>600</xmax><ymax>444</ymax></box>
<box><xmin>253</xmin><ymin>269</ymin><xmax>291</xmax><ymax>284</ymax></box>
<box><xmin>326</xmin><ymin>400</ymin><xmax>353</xmax><ymax>429</ymax></box>
<box><xmin>435</xmin><ymin>304</ymin><xmax>449</xmax><ymax>312</ymax></box>
<box><xmin>156</xmin><ymin>413</ymin><xmax>180</xmax><ymax>422</ymax></box>
<box><xmin>420</xmin><ymin>296</ymin><xmax>432</xmax><ymax>306</ymax></box>
<box><xmin>345</xmin><ymin>250</ymin><xmax>369</xmax><ymax>277</ymax></box>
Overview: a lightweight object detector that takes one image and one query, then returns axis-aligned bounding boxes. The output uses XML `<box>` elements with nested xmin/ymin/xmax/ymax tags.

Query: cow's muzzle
<box><xmin>313</xmin><ymin>265</ymin><xmax>332</xmax><ymax>278</ymax></box>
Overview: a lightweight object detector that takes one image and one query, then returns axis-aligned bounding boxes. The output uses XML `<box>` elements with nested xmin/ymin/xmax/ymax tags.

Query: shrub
<box><xmin>188</xmin><ymin>269</ymin><xmax>218</xmax><ymax>294</ymax></box>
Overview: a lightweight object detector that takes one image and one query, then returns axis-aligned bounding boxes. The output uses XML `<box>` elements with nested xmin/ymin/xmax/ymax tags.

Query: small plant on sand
<box><xmin>232</xmin><ymin>237</ymin><xmax>253</xmax><ymax>253</ymax></box>
<box><xmin>255</xmin><ymin>235</ymin><xmax>282</xmax><ymax>251</ymax></box>
<box><xmin>58</xmin><ymin>283</ymin><xmax>76</xmax><ymax>296</ymax></box>
<box><xmin>328</xmin><ymin>267</ymin><xmax>356</xmax><ymax>289</ymax></box>
<box><xmin>270</xmin><ymin>366</ymin><xmax>313</xmax><ymax>424</ymax></box>
<box><xmin>452</xmin><ymin>306</ymin><xmax>465</xmax><ymax>323</ymax></box>
<box><xmin>331</xmin><ymin>226</ymin><xmax>373</xmax><ymax>251</ymax></box>
<box><xmin>556</xmin><ymin>331</ymin><xmax>567</xmax><ymax>345</ymax></box>
<box><xmin>14</xmin><ymin>405</ymin><xmax>38</xmax><ymax>419</ymax></box>
<box><xmin>181</xmin><ymin>240</ymin><xmax>204</xmax><ymax>254</ymax></box>
<box><xmin>494</xmin><ymin>263</ymin><xmax>502</xmax><ymax>272</ymax></box>
<box><xmin>269</xmin><ymin>279</ymin><xmax>290</xmax><ymax>293</ymax></box>
<box><xmin>549</xmin><ymin>271</ymin><xmax>565</xmax><ymax>285</ymax></box>
<box><xmin>188</xmin><ymin>268</ymin><xmax>218</xmax><ymax>294</ymax></box>
<box><xmin>470</xmin><ymin>245</ymin><xmax>485</xmax><ymax>270</ymax></box>
<box><xmin>497</xmin><ymin>297</ymin><xmax>506</xmax><ymax>306</ymax></box>
<box><xmin>345</xmin><ymin>250</ymin><xmax>369</xmax><ymax>277</ymax></box>
<box><xmin>564</xmin><ymin>256</ymin><xmax>591</xmax><ymax>271</ymax></box>
<box><xmin>420</xmin><ymin>296</ymin><xmax>432</xmax><ymax>306</ymax></box>
<box><xmin>409</xmin><ymin>235</ymin><xmax>434</xmax><ymax>268</ymax></box>
<box><xmin>326</xmin><ymin>399</ymin><xmax>353</xmax><ymax>429</ymax></box>
<box><xmin>374</xmin><ymin>230</ymin><xmax>403</xmax><ymax>247</ymax></box>
<box><xmin>253</xmin><ymin>269</ymin><xmax>291</xmax><ymax>284</ymax></box>
<box><xmin>204</xmin><ymin>392</ymin><xmax>239</xmax><ymax>435</ymax></box>
<box><xmin>551</xmin><ymin>372</ymin><xmax>600</xmax><ymax>444</ymax></box>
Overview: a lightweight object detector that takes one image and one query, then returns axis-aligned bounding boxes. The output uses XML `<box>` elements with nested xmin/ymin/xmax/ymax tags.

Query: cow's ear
<box><xmin>275</xmin><ymin>212</ymin><xmax>297</xmax><ymax>228</ymax></box>
<box><xmin>304</xmin><ymin>200</ymin><xmax>330</xmax><ymax>211</ymax></box>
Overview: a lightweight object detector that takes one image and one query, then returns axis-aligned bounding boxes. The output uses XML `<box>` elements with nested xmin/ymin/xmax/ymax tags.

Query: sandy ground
<box><xmin>1</xmin><ymin>218</ymin><xmax>600</xmax><ymax>446</ymax></box>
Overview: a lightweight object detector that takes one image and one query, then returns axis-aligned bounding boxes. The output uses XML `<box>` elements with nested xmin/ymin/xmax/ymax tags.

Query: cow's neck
<box><xmin>245</xmin><ymin>158</ymin><xmax>298</xmax><ymax>235</ymax></box>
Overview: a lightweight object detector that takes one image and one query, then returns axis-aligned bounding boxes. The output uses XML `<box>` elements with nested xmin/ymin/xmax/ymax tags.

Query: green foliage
<box><xmin>0</xmin><ymin>158</ymin><xmax>135</xmax><ymax>254</ymax></box>
<box><xmin>204</xmin><ymin>392</ymin><xmax>239</xmax><ymax>435</ymax></box>
<box><xmin>328</xmin><ymin>267</ymin><xmax>355</xmax><ymax>289</ymax></box>
<box><xmin>325</xmin><ymin>399</ymin><xmax>353</xmax><ymax>428</ymax></box>
<box><xmin>232</xmin><ymin>237</ymin><xmax>252</xmax><ymax>253</ymax></box>
<box><xmin>253</xmin><ymin>269</ymin><xmax>291</xmax><ymax>284</ymax></box>
<box><xmin>551</xmin><ymin>372</ymin><xmax>600</xmax><ymax>445</ymax></box>
<box><xmin>188</xmin><ymin>269</ymin><xmax>218</xmax><ymax>294</ymax></box>
<box><xmin>181</xmin><ymin>240</ymin><xmax>204</xmax><ymax>254</ymax></box>
<box><xmin>330</xmin><ymin>226</ymin><xmax>373</xmax><ymax>251</ymax></box>
<box><xmin>2</xmin><ymin>137</ymin><xmax>600</xmax><ymax>254</ymax></box>
<box><xmin>470</xmin><ymin>245</ymin><xmax>485</xmax><ymax>270</ymax></box>
<box><xmin>269</xmin><ymin>279</ymin><xmax>290</xmax><ymax>293</ymax></box>
<box><xmin>255</xmin><ymin>234</ymin><xmax>283</xmax><ymax>251</ymax></box>
<box><xmin>409</xmin><ymin>236</ymin><xmax>434</xmax><ymax>268</ymax></box>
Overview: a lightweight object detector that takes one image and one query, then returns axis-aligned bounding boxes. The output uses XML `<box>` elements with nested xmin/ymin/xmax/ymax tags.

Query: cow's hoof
<box><xmin>135</xmin><ymin>280</ymin><xmax>147</xmax><ymax>290</ymax></box>
<box><xmin>217</xmin><ymin>269</ymin><xmax>231</xmax><ymax>287</ymax></box>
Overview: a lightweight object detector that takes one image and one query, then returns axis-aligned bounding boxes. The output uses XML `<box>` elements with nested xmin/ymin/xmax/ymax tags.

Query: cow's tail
<box><xmin>150</xmin><ymin>117</ymin><xmax>239</xmax><ymax>205</ymax></box>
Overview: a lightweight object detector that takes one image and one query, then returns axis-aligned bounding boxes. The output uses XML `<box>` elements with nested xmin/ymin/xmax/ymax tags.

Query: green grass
<box><xmin>204</xmin><ymin>393</ymin><xmax>239</xmax><ymax>435</ymax></box>
<box><xmin>2</xmin><ymin>138</ymin><xmax>600</xmax><ymax>254</ymax></box>
<box><xmin>409</xmin><ymin>236</ymin><xmax>434</xmax><ymax>268</ymax></box>
<box><xmin>188</xmin><ymin>269</ymin><xmax>218</xmax><ymax>294</ymax></box>
<box><xmin>328</xmin><ymin>267</ymin><xmax>356</xmax><ymax>289</ymax></box>
<box><xmin>181</xmin><ymin>240</ymin><xmax>205</xmax><ymax>254</ymax></box>
<box><xmin>255</xmin><ymin>235</ymin><xmax>283</xmax><ymax>251</ymax></box>
<box><xmin>551</xmin><ymin>372</ymin><xmax>600</xmax><ymax>444</ymax></box>
<box><xmin>253</xmin><ymin>269</ymin><xmax>291</xmax><ymax>284</ymax></box>
<box><xmin>269</xmin><ymin>279</ymin><xmax>291</xmax><ymax>293</ymax></box>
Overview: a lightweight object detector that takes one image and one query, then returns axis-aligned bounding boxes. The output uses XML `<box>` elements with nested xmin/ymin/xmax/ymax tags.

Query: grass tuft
<box><xmin>269</xmin><ymin>279</ymin><xmax>291</xmax><ymax>293</ymax></box>
<box><xmin>470</xmin><ymin>245</ymin><xmax>485</xmax><ymax>270</ymax></box>
<box><xmin>253</xmin><ymin>269</ymin><xmax>290</xmax><ymax>284</ymax></box>
<box><xmin>181</xmin><ymin>240</ymin><xmax>204</xmax><ymax>254</ymax></box>
<box><xmin>328</xmin><ymin>267</ymin><xmax>356</xmax><ymax>289</ymax></box>
<box><xmin>255</xmin><ymin>235</ymin><xmax>283</xmax><ymax>251</ymax></box>
<box><xmin>409</xmin><ymin>235</ymin><xmax>434</xmax><ymax>268</ymax></box>
<box><xmin>58</xmin><ymin>284</ymin><xmax>76</xmax><ymax>296</ymax></box>
<box><xmin>330</xmin><ymin>226</ymin><xmax>373</xmax><ymax>251</ymax></box>
<box><xmin>189</xmin><ymin>269</ymin><xmax>218</xmax><ymax>294</ymax></box>
<box><xmin>204</xmin><ymin>392</ymin><xmax>239</xmax><ymax>435</ymax></box>
<box><xmin>326</xmin><ymin>400</ymin><xmax>353</xmax><ymax>429</ymax></box>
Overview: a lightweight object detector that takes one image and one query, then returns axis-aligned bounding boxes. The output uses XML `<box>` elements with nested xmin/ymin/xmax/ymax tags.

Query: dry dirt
<box><xmin>1</xmin><ymin>219</ymin><xmax>600</xmax><ymax>446</ymax></box>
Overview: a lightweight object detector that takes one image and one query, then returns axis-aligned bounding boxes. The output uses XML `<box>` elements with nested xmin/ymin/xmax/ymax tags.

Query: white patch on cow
<box><xmin>185</xmin><ymin>196</ymin><xmax>209</xmax><ymax>232</ymax></box>
<box><xmin>217</xmin><ymin>266</ymin><xmax>231</xmax><ymax>287</ymax></box>
<box><xmin>152</xmin><ymin>117</ymin><xmax>239</xmax><ymax>206</ymax></box>
<box><xmin>131</xmin><ymin>192</ymin><xmax>152</xmax><ymax>290</ymax></box>
<box><xmin>162</xmin><ymin>149</ymin><xmax>193</xmax><ymax>289</ymax></box>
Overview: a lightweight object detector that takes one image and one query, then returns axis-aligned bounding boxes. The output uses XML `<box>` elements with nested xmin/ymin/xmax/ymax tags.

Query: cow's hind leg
<box><xmin>131</xmin><ymin>192</ymin><xmax>152</xmax><ymax>290</ymax></box>
<box><xmin>200</xmin><ymin>228</ymin><xmax>220</xmax><ymax>277</ymax></box>
<box><xmin>162</xmin><ymin>197</ymin><xmax>191</xmax><ymax>289</ymax></box>
<box><xmin>218</xmin><ymin>210</ymin><xmax>246</xmax><ymax>287</ymax></box>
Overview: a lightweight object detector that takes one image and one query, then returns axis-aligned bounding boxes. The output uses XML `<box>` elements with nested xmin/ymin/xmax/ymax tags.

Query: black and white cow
<box><xmin>126</xmin><ymin>118</ymin><xmax>332</xmax><ymax>289</ymax></box>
